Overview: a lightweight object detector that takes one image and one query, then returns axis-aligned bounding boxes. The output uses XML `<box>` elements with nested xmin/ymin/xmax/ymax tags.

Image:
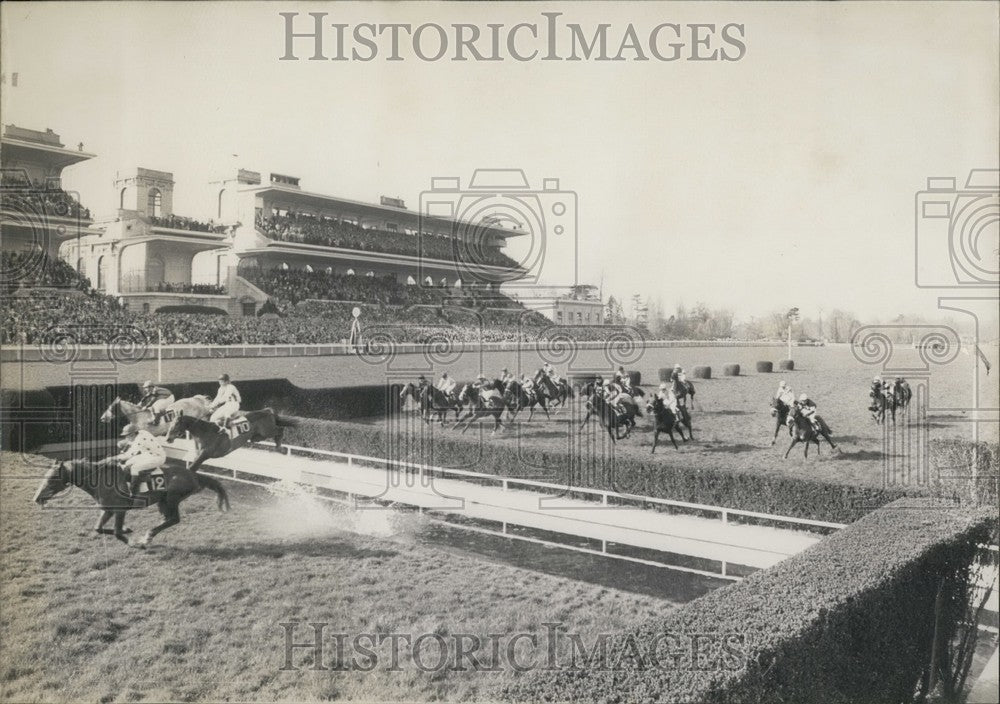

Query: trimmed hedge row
<box><xmin>692</xmin><ymin>366</ymin><xmax>712</xmax><ymax>379</ymax></box>
<box><xmin>283</xmin><ymin>417</ymin><xmax>917</xmax><ymax>523</ymax></box>
<box><xmin>756</xmin><ymin>361</ymin><xmax>774</xmax><ymax>373</ymax></box>
<box><xmin>722</xmin><ymin>364</ymin><xmax>740</xmax><ymax>376</ymax></box>
<box><xmin>498</xmin><ymin>499</ymin><xmax>997</xmax><ymax>704</ymax></box>
<box><xmin>779</xmin><ymin>359</ymin><xmax>795</xmax><ymax>371</ymax></box>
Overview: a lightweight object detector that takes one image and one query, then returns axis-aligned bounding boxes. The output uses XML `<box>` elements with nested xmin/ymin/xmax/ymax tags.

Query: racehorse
<box><xmin>453</xmin><ymin>384</ymin><xmax>506</xmax><ymax>435</ymax></box>
<box><xmin>770</xmin><ymin>397</ymin><xmax>791</xmax><ymax>445</ymax></box>
<box><xmin>99</xmin><ymin>395</ymin><xmax>212</xmax><ymax>436</ymax></box>
<box><xmin>892</xmin><ymin>380</ymin><xmax>912</xmax><ymax>415</ymax></box>
<box><xmin>504</xmin><ymin>380</ymin><xmax>550</xmax><ymax>421</ymax></box>
<box><xmin>869</xmin><ymin>387</ymin><xmax>891</xmax><ymax>425</ymax></box>
<box><xmin>411</xmin><ymin>383</ymin><xmax>464</xmax><ymax>425</ymax></box>
<box><xmin>578</xmin><ymin>382</ymin><xmax>642</xmax><ymax>427</ymax></box>
<box><xmin>784</xmin><ymin>405</ymin><xmax>837</xmax><ymax>458</ymax></box>
<box><xmin>166</xmin><ymin>411</ymin><xmax>297</xmax><ymax>473</ymax></box>
<box><xmin>648</xmin><ymin>396</ymin><xmax>692</xmax><ymax>452</ymax></box>
<box><xmin>32</xmin><ymin>458</ymin><xmax>229</xmax><ymax>548</ymax></box>
<box><xmin>671</xmin><ymin>377</ymin><xmax>697</xmax><ymax>410</ymax></box>
<box><xmin>584</xmin><ymin>391</ymin><xmax>635</xmax><ymax>442</ymax></box>
<box><xmin>533</xmin><ymin>370</ymin><xmax>574</xmax><ymax>410</ymax></box>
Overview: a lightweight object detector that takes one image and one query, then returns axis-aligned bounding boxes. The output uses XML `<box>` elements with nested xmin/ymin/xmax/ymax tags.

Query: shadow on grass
<box><xmin>833</xmin><ymin>450</ymin><xmax>886</xmax><ymax>461</ymax></box>
<box><xmin>700</xmin><ymin>443</ymin><xmax>760</xmax><ymax>454</ymax></box>
<box><xmin>185</xmin><ymin>539</ymin><xmax>398</xmax><ymax>561</ymax></box>
<box><xmin>705</xmin><ymin>410</ymin><xmax>753</xmax><ymax>416</ymax></box>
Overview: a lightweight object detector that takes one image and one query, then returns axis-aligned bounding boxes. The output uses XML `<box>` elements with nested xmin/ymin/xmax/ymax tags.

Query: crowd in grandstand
<box><xmin>2</xmin><ymin>253</ymin><xmax>622</xmax><ymax>346</ymax></box>
<box><xmin>150</xmin><ymin>281</ymin><xmax>226</xmax><ymax>295</ymax></box>
<box><xmin>255</xmin><ymin>211</ymin><xmax>518</xmax><ymax>268</ymax></box>
<box><xmin>1</xmin><ymin>172</ymin><xmax>91</xmax><ymax>220</ymax></box>
<box><xmin>243</xmin><ymin>267</ymin><xmax>525</xmax><ymax>309</ymax></box>
<box><xmin>149</xmin><ymin>214</ymin><xmax>228</xmax><ymax>234</ymax></box>
<box><xmin>2</xmin><ymin>251</ymin><xmax>91</xmax><ymax>293</ymax></box>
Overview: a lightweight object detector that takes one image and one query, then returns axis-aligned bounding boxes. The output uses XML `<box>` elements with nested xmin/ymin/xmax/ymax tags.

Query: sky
<box><xmin>2</xmin><ymin>1</ymin><xmax>997</xmax><ymax>323</ymax></box>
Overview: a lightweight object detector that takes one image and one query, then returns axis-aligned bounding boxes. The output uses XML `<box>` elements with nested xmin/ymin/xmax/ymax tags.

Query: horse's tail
<box><xmin>196</xmin><ymin>474</ymin><xmax>231</xmax><ymax>512</ymax></box>
<box><xmin>275</xmin><ymin>414</ymin><xmax>299</xmax><ymax>428</ymax></box>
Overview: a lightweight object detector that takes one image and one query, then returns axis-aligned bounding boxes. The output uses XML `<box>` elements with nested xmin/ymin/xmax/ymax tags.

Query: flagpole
<box><xmin>157</xmin><ymin>328</ymin><xmax>163</xmax><ymax>383</ymax></box>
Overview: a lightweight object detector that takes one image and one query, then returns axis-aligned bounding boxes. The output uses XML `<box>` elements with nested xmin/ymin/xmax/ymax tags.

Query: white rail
<box><xmin>260</xmin><ymin>441</ymin><xmax>848</xmax><ymax>532</ymax></box>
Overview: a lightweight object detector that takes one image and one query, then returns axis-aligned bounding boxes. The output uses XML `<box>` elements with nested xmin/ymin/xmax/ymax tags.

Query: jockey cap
<box><xmin>674</xmin><ymin>364</ymin><xmax>682</xmax><ymax>369</ymax></box>
<box><xmin>778</xmin><ymin>381</ymin><xmax>787</xmax><ymax>388</ymax></box>
<box><xmin>799</xmin><ymin>393</ymin><xmax>809</xmax><ymax>402</ymax></box>
<box><xmin>659</xmin><ymin>383</ymin><xmax>667</xmax><ymax>390</ymax></box>
<box><xmin>142</xmin><ymin>380</ymin><xmax>153</xmax><ymax>388</ymax></box>
<box><xmin>219</xmin><ymin>373</ymin><xmax>230</xmax><ymax>382</ymax></box>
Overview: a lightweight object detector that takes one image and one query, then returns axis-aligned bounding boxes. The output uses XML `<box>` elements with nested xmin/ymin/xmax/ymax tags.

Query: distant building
<box><xmin>514</xmin><ymin>285</ymin><xmax>605</xmax><ymax>326</ymax></box>
<box><xmin>0</xmin><ymin>124</ymin><xmax>95</xmax><ymax>257</ymax></box>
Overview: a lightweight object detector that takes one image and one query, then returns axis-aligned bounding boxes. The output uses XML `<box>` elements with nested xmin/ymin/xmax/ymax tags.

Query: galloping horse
<box><xmin>648</xmin><ymin>396</ymin><xmax>692</xmax><ymax>452</ymax></box>
<box><xmin>32</xmin><ymin>458</ymin><xmax>229</xmax><ymax>548</ymax></box>
<box><xmin>166</xmin><ymin>411</ymin><xmax>297</xmax><ymax>472</ymax></box>
<box><xmin>414</xmin><ymin>383</ymin><xmax>465</xmax><ymax>425</ymax></box>
<box><xmin>671</xmin><ymin>377</ymin><xmax>697</xmax><ymax>410</ymax></box>
<box><xmin>503</xmin><ymin>380</ymin><xmax>550</xmax><ymax>421</ymax></box>
<box><xmin>892</xmin><ymin>380</ymin><xmax>913</xmax><ymax>415</ymax></box>
<box><xmin>770</xmin><ymin>397</ymin><xmax>791</xmax><ymax>445</ymax></box>
<box><xmin>100</xmin><ymin>395</ymin><xmax>212</xmax><ymax>436</ymax></box>
<box><xmin>869</xmin><ymin>387</ymin><xmax>891</xmax><ymax>425</ymax></box>
<box><xmin>533</xmin><ymin>370</ymin><xmax>574</xmax><ymax>410</ymax></box>
<box><xmin>584</xmin><ymin>392</ymin><xmax>635</xmax><ymax>442</ymax></box>
<box><xmin>453</xmin><ymin>384</ymin><xmax>506</xmax><ymax>435</ymax></box>
<box><xmin>578</xmin><ymin>382</ymin><xmax>642</xmax><ymax>427</ymax></box>
<box><xmin>784</xmin><ymin>406</ymin><xmax>837</xmax><ymax>458</ymax></box>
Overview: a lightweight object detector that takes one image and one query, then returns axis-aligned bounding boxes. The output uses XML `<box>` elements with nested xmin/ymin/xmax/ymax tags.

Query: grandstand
<box><xmin>2</xmin><ymin>123</ymin><xmax>621</xmax><ymax>345</ymax></box>
<box><xmin>0</xmin><ymin>125</ymin><xmax>95</xmax><ymax>260</ymax></box>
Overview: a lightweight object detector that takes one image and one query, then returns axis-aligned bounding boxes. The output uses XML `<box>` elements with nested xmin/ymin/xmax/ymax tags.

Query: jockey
<box><xmin>870</xmin><ymin>376</ymin><xmax>884</xmax><ymax>398</ymax></box>
<box><xmin>656</xmin><ymin>382</ymin><xmax>680</xmax><ymax>414</ymax></box>
<box><xmin>605</xmin><ymin>378</ymin><xmax>631</xmax><ymax>414</ymax></box>
<box><xmin>775</xmin><ymin>380</ymin><xmax>796</xmax><ymax>407</ymax></box>
<box><xmin>542</xmin><ymin>362</ymin><xmax>562</xmax><ymax>384</ymax></box>
<box><xmin>795</xmin><ymin>393</ymin><xmax>822</xmax><ymax>433</ymax></box>
<box><xmin>521</xmin><ymin>374</ymin><xmax>535</xmax><ymax>399</ymax></box>
<box><xmin>670</xmin><ymin>364</ymin><xmax>684</xmax><ymax>383</ymax></box>
<box><xmin>436</xmin><ymin>372</ymin><xmax>457</xmax><ymax>399</ymax></box>
<box><xmin>475</xmin><ymin>374</ymin><xmax>501</xmax><ymax>403</ymax></box>
<box><xmin>499</xmin><ymin>368</ymin><xmax>515</xmax><ymax>387</ymax></box>
<box><xmin>209</xmin><ymin>373</ymin><xmax>242</xmax><ymax>428</ymax></box>
<box><xmin>138</xmin><ymin>380</ymin><xmax>175</xmax><ymax>423</ymax></box>
<box><xmin>417</xmin><ymin>374</ymin><xmax>429</xmax><ymax>388</ymax></box>
<box><xmin>116</xmin><ymin>423</ymin><xmax>166</xmax><ymax>496</ymax></box>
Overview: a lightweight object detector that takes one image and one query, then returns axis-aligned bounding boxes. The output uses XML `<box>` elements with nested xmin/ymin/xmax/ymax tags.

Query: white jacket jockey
<box><xmin>116</xmin><ymin>425</ymin><xmax>166</xmax><ymax>491</ymax></box>
<box><xmin>436</xmin><ymin>373</ymin><xmax>457</xmax><ymax>398</ymax></box>
<box><xmin>210</xmin><ymin>374</ymin><xmax>242</xmax><ymax>427</ymax></box>
<box><xmin>796</xmin><ymin>394</ymin><xmax>821</xmax><ymax>432</ymax></box>
<box><xmin>474</xmin><ymin>375</ymin><xmax>501</xmax><ymax>403</ymax></box>
<box><xmin>542</xmin><ymin>363</ymin><xmax>561</xmax><ymax>383</ymax></box>
<box><xmin>656</xmin><ymin>383</ymin><xmax>680</xmax><ymax>414</ymax></box>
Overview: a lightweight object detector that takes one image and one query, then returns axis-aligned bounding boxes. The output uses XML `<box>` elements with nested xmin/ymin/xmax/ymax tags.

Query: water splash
<box><xmin>261</xmin><ymin>479</ymin><xmax>420</xmax><ymax>540</ymax></box>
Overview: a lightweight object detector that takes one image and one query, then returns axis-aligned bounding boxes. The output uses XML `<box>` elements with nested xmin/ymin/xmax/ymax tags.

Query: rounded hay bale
<box><xmin>755</xmin><ymin>361</ymin><xmax>773</xmax><ymax>373</ymax></box>
<box><xmin>722</xmin><ymin>364</ymin><xmax>740</xmax><ymax>376</ymax></box>
<box><xmin>778</xmin><ymin>359</ymin><xmax>795</xmax><ymax>371</ymax></box>
<box><xmin>658</xmin><ymin>367</ymin><xmax>673</xmax><ymax>382</ymax></box>
<box><xmin>627</xmin><ymin>371</ymin><xmax>641</xmax><ymax>387</ymax></box>
<box><xmin>692</xmin><ymin>366</ymin><xmax>712</xmax><ymax>379</ymax></box>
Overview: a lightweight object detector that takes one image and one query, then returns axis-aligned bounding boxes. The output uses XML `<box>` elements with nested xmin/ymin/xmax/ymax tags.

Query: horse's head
<box><xmin>165</xmin><ymin>413</ymin><xmax>187</xmax><ymax>443</ymax></box>
<box><xmin>98</xmin><ymin>397</ymin><xmax>120</xmax><ymax>424</ymax></box>
<box><xmin>32</xmin><ymin>460</ymin><xmax>71</xmax><ymax>506</ymax></box>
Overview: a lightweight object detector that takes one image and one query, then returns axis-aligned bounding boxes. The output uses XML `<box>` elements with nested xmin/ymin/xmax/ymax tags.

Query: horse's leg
<box><xmin>541</xmin><ymin>401</ymin><xmax>550</xmax><ymax>420</ymax></box>
<box><xmin>784</xmin><ymin>437</ymin><xmax>798</xmax><ymax>459</ymax></box>
<box><xmin>772</xmin><ymin>420</ymin><xmax>781</xmax><ymax>446</ymax></box>
<box><xmin>651</xmin><ymin>429</ymin><xmax>659</xmax><ymax>454</ymax></box>
<box><xmin>273</xmin><ymin>427</ymin><xmax>283</xmax><ymax>452</ymax></box>
<box><xmin>113</xmin><ymin>511</ymin><xmax>129</xmax><ymax>544</ymax></box>
<box><xmin>141</xmin><ymin>502</ymin><xmax>182</xmax><ymax>546</ymax></box>
<box><xmin>94</xmin><ymin>510</ymin><xmax>116</xmax><ymax>536</ymax></box>
<box><xmin>669</xmin><ymin>430</ymin><xmax>678</xmax><ymax>450</ymax></box>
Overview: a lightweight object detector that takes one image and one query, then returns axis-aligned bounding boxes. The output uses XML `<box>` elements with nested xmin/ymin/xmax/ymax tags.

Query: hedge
<box><xmin>756</xmin><ymin>361</ymin><xmax>774</xmax><ymax>373</ymax></box>
<box><xmin>627</xmin><ymin>371</ymin><xmax>641</xmax><ymax>387</ymax></box>
<box><xmin>778</xmin><ymin>359</ymin><xmax>795</xmax><ymax>371</ymax></box>
<box><xmin>722</xmin><ymin>364</ymin><xmax>740</xmax><ymax>377</ymax></box>
<box><xmin>498</xmin><ymin>498</ymin><xmax>997</xmax><ymax>704</ymax></box>
<box><xmin>155</xmin><ymin>305</ymin><xmax>227</xmax><ymax>315</ymax></box>
<box><xmin>283</xmin><ymin>417</ymin><xmax>919</xmax><ymax>524</ymax></box>
<box><xmin>692</xmin><ymin>366</ymin><xmax>712</xmax><ymax>379</ymax></box>
<box><xmin>658</xmin><ymin>367</ymin><xmax>674</xmax><ymax>382</ymax></box>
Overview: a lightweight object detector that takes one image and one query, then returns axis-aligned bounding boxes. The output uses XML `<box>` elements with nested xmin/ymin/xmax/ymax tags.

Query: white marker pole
<box><xmin>157</xmin><ymin>328</ymin><xmax>163</xmax><ymax>383</ymax></box>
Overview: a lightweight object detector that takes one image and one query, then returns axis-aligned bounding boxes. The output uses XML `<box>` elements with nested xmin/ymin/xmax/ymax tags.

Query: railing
<box><xmin>252</xmin><ymin>441</ymin><xmax>847</xmax><ymax>532</ymax></box>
